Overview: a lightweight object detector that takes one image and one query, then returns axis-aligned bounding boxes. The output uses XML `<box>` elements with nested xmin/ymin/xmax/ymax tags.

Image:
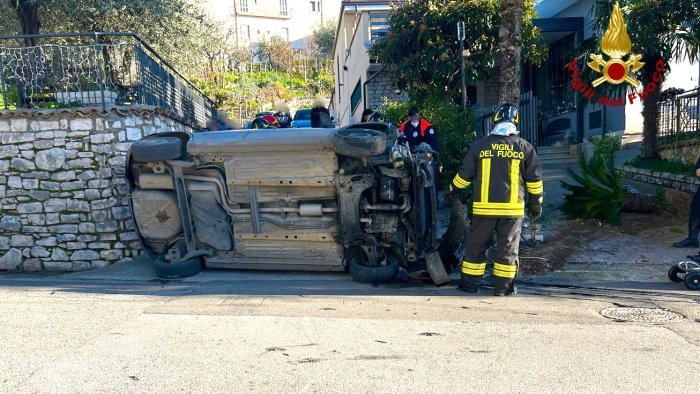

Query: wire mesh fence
<box><xmin>0</xmin><ymin>33</ymin><xmax>217</xmax><ymax>129</ymax></box>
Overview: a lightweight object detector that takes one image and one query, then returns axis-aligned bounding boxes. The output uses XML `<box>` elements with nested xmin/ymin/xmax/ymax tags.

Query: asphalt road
<box><xmin>1</xmin><ymin>260</ymin><xmax>699</xmax><ymax>393</ymax></box>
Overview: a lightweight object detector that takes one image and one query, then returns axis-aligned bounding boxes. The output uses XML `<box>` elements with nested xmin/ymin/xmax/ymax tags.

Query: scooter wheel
<box><xmin>684</xmin><ymin>272</ymin><xmax>700</xmax><ymax>291</ymax></box>
<box><xmin>668</xmin><ymin>266</ymin><xmax>684</xmax><ymax>283</ymax></box>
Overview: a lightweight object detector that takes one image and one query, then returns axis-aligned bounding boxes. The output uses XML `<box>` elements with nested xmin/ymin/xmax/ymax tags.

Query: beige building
<box><xmin>330</xmin><ymin>1</ymin><xmax>406</xmax><ymax>126</ymax></box>
<box><xmin>201</xmin><ymin>0</ymin><xmax>341</xmax><ymax>49</ymax></box>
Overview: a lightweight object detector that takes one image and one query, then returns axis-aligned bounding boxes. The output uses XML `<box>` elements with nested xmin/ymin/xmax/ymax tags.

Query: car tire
<box><xmin>153</xmin><ymin>254</ymin><xmax>203</xmax><ymax>279</ymax></box>
<box><xmin>684</xmin><ymin>272</ymin><xmax>700</xmax><ymax>290</ymax></box>
<box><xmin>131</xmin><ymin>137</ymin><xmax>183</xmax><ymax>162</ymax></box>
<box><xmin>348</xmin><ymin>248</ymin><xmax>400</xmax><ymax>284</ymax></box>
<box><xmin>153</xmin><ymin>241</ymin><xmax>203</xmax><ymax>279</ymax></box>
<box><xmin>332</xmin><ymin>128</ymin><xmax>387</xmax><ymax>157</ymax></box>
<box><xmin>668</xmin><ymin>266</ymin><xmax>683</xmax><ymax>283</ymax></box>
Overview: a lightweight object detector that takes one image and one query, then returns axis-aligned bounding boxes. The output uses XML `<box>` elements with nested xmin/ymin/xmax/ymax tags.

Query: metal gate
<box><xmin>478</xmin><ymin>91</ymin><xmax>539</xmax><ymax>146</ymax></box>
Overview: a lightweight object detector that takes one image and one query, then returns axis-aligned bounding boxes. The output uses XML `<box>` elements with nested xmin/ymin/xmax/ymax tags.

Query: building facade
<box><xmin>331</xmin><ymin>1</ymin><xmax>407</xmax><ymax>126</ymax></box>
<box><xmin>201</xmin><ymin>0</ymin><xmax>341</xmax><ymax>49</ymax></box>
<box><xmin>332</xmin><ymin>0</ymin><xmax>698</xmax><ymax>145</ymax></box>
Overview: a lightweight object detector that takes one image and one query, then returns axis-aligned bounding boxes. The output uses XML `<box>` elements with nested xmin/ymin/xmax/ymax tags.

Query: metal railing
<box><xmin>478</xmin><ymin>91</ymin><xmax>539</xmax><ymax>146</ymax></box>
<box><xmin>0</xmin><ymin>32</ymin><xmax>217</xmax><ymax>129</ymax></box>
<box><xmin>658</xmin><ymin>88</ymin><xmax>700</xmax><ymax>143</ymax></box>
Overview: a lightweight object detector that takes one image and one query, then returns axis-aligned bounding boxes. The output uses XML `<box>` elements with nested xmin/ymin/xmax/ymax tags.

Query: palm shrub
<box><xmin>560</xmin><ymin>154</ymin><xmax>626</xmax><ymax>225</ymax></box>
<box><xmin>561</xmin><ymin>133</ymin><xmax>660</xmax><ymax>224</ymax></box>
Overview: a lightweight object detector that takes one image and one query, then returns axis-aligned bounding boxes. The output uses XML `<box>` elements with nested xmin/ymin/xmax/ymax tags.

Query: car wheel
<box><xmin>153</xmin><ymin>241</ymin><xmax>203</xmax><ymax>279</ymax></box>
<box><xmin>332</xmin><ymin>128</ymin><xmax>387</xmax><ymax>157</ymax></box>
<box><xmin>668</xmin><ymin>265</ymin><xmax>684</xmax><ymax>283</ymax></box>
<box><xmin>684</xmin><ymin>272</ymin><xmax>700</xmax><ymax>290</ymax></box>
<box><xmin>131</xmin><ymin>137</ymin><xmax>183</xmax><ymax>162</ymax></box>
<box><xmin>347</xmin><ymin>248</ymin><xmax>400</xmax><ymax>284</ymax></box>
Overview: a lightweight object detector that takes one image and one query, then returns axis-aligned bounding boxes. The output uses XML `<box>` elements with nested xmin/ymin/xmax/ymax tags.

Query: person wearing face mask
<box><xmin>446</xmin><ymin>103</ymin><xmax>543</xmax><ymax>296</ymax></box>
<box><xmin>398</xmin><ymin>106</ymin><xmax>439</xmax><ymax>152</ymax></box>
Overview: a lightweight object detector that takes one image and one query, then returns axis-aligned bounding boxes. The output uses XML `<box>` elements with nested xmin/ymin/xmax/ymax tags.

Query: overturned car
<box><xmin>126</xmin><ymin>124</ymin><xmax>457</xmax><ymax>283</ymax></box>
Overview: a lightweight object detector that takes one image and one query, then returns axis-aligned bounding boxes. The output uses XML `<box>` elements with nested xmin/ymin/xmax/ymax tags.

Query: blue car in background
<box><xmin>291</xmin><ymin>108</ymin><xmax>312</xmax><ymax>128</ymax></box>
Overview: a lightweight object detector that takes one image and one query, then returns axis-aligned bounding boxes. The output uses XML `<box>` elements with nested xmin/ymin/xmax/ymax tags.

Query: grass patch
<box><xmin>669</xmin><ymin>227</ymin><xmax>684</xmax><ymax>234</ymax></box>
<box><xmin>625</xmin><ymin>157</ymin><xmax>695</xmax><ymax>176</ymax></box>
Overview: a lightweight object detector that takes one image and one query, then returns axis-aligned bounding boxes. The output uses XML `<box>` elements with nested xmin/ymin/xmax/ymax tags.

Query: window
<box><xmin>351</xmin><ymin>79</ymin><xmax>362</xmax><ymax>115</ymax></box>
<box><xmin>281</xmin><ymin>28</ymin><xmax>289</xmax><ymax>41</ymax></box>
<box><xmin>280</xmin><ymin>0</ymin><xmax>288</xmax><ymax>16</ymax></box>
<box><xmin>240</xmin><ymin>0</ymin><xmax>248</xmax><ymax>13</ymax></box>
<box><xmin>311</xmin><ymin>1</ymin><xmax>320</xmax><ymax>12</ymax></box>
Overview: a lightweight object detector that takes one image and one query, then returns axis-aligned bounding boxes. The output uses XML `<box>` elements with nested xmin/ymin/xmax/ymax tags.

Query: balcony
<box><xmin>237</xmin><ymin>6</ymin><xmax>293</xmax><ymax>19</ymax></box>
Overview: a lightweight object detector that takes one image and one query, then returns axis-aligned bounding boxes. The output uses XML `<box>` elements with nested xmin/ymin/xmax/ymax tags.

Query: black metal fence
<box><xmin>479</xmin><ymin>91</ymin><xmax>539</xmax><ymax>146</ymax></box>
<box><xmin>0</xmin><ymin>33</ymin><xmax>217</xmax><ymax>129</ymax></box>
<box><xmin>658</xmin><ymin>88</ymin><xmax>700</xmax><ymax>143</ymax></box>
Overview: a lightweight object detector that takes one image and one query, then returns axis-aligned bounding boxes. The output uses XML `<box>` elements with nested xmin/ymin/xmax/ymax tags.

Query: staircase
<box><xmin>536</xmin><ymin>146</ymin><xmax>579</xmax><ymax>165</ymax></box>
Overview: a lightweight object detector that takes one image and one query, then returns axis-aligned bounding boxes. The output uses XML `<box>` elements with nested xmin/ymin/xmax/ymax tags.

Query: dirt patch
<box><xmin>524</xmin><ymin>213</ymin><xmax>687</xmax><ymax>271</ymax></box>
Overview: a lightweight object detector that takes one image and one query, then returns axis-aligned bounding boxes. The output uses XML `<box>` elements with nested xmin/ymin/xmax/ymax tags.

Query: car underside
<box><xmin>126</xmin><ymin>124</ymin><xmax>454</xmax><ymax>283</ymax></box>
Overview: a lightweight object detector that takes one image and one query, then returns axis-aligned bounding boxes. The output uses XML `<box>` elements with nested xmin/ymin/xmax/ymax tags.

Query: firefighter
<box><xmin>399</xmin><ymin>107</ymin><xmax>439</xmax><ymax>152</ymax></box>
<box><xmin>448</xmin><ymin>103</ymin><xmax>543</xmax><ymax>296</ymax></box>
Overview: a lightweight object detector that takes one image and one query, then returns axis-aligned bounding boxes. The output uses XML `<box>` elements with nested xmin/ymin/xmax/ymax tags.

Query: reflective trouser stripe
<box><xmin>493</xmin><ymin>262</ymin><xmax>517</xmax><ymax>279</ymax></box>
<box><xmin>526</xmin><ymin>180</ymin><xmax>544</xmax><ymax>195</ymax></box>
<box><xmin>510</xmin><ymin>159</ymin><xmax>520</xmax><ymax>204</ymax></box>
<box><xmin>462</xmin><ymin>261</ymin><xmax>486</xmax><ymax>276</ymax></box>
<box><xmin>480</xmin><ymin>158</ymin><xmax>491</xmax><ymax>204</ymax></box>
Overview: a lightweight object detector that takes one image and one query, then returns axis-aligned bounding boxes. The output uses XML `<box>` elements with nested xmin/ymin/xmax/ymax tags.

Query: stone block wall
<box><xmin>658</xmin><ymin>139</ymin><xmax>700</xmax><ymax>166</ymax></box>
<box><xmin>366</xmin><ymin>71</ymin><xmax>409</xmax><ymax>111</ymax></box>
<box><xmin>620</xmin><ymin>165</ymin><xmax>700</xmax><ymax>193</ymax></box>
<box><xmin>0</xmin><ymin>107</ymin><xmax>193</xmax><ymax>271</ymax></box>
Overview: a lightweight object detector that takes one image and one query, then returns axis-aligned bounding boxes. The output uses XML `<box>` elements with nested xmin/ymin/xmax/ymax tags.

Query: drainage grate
<box><xmin>600</xmin><ymin>307</ymin><xmax>685</xmax><ymax>322</ymax></box>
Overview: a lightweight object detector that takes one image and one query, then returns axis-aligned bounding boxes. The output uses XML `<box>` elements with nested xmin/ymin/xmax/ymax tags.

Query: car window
<box><xmin>294</xmin><ymin>109</ymin><xmax>311</xmax><ymax>120</ymax></box>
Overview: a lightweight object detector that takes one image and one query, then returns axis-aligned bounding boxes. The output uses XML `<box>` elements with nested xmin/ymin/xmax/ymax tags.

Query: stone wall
<box><xmin>366</xmin><ymin>70</ymin><xmax>409</xmax><ymax>111</ymax></box>
<box><xmin>658</xmin><ymin>139</ymin><xmax>700</xmax><ymax>166</ymax></box>
<box><xmin>620</xmin><ymin>165</ymin><xmax>699</xmax><ymax>193</ymax></box>
<box><xmin>0</xmin><ymin>107</ymin><xmax>193</xmax><ymax>271</ymax></box>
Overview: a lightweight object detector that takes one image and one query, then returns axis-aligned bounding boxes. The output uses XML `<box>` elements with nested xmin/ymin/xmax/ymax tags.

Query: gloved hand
<box><xmin>528</xmin><ymin>193</ymin><xmax>543</xmax><ymax>220</ymax></box>
<box><xmin>445</xmin><ymin>185</ymin><xmax>455</xmax><ymax>204</ymax></box>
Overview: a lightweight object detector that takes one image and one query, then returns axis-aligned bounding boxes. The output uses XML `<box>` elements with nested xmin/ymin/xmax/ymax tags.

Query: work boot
<box><xmin>458</xmin><ymin>274</ymin><xmax>479</xmax><ymax>294</ymax></box>
<box><xmin>673</xmin><ymin>217</ymin><xmax>700</xmax><ymax>248</ymax></box>
<box><xmin>493</xmin><ymin>278</ymin><xmax>516</xmax><ymax>297</ymax></box>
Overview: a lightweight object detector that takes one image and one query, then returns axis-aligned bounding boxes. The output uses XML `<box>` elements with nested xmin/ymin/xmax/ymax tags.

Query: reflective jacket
<box><xmin>451</xmin><ymin>134</ymin><xmax>543</xmax><ymax>218</ymax></box>
<box><xmin>399</xmin><ymin>119</ymin><xmax>439</xmax><ymax>151</ymax></box>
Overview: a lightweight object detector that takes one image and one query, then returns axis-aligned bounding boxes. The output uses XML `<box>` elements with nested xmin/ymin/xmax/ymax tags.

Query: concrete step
<box><xmin>538</xmin><ymin>152</ymin><xmax>575</xmax><ymax>161</ymax></box>
<box><xmin>537</xmin><ymin>146</ymin><xmax>572</xmax><ymax>155</ymax></box>
<box><xmin>540</xmin><ymin>157</ymin><xmax>580</xmax><ymax>165</ymax></box>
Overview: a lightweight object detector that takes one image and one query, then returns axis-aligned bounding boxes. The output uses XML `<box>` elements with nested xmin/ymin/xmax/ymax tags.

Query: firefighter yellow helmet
<box><xmin>493</xmin><ymin>104</ymin><xmax>519</xmax><ymax>126</ymax></box>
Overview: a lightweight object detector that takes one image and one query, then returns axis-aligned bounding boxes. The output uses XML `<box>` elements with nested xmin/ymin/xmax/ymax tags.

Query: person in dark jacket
<box><xmin>274</xmin><ymin>102</ymin><xmax>292</xmax><ymax>128</ymax></box>
<box><xmin>673</xmin><ymin>156</ymin><xmax>700</xmax><ymax>247</ymax></box>
<box><xmin>398</xmin><ymin>106</ymin><xmax>439</xmax><ymax>152</ymax></box>
<box><xmin>361</xmin><ymin>108</ymin><xmax>375</xmax><ymax>122</ymax></box>
<box><xmin>448</xmin><ymin>103</ymin><xmax>543</xmax><ymax>296</ymax></box>
<box><xmin>310</xmin><ymin>96</ymin><xmax>332</xmax><ymax>128</ymax></box>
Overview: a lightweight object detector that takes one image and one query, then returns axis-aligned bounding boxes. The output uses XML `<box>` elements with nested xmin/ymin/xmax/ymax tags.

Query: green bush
<box><xmin>560</xmin><ymin>154</ymin><xmax>625</xmax><ymax>225</ymax></box>
<box><xmin>588</xmin><ymin>134</ymin><xmax>620</xmax><ymax>164</ymax></box>
<box><xmin>380</xmin><ymin>94</ymin><xmax>476</xmax><ymax>190</ymax></box>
